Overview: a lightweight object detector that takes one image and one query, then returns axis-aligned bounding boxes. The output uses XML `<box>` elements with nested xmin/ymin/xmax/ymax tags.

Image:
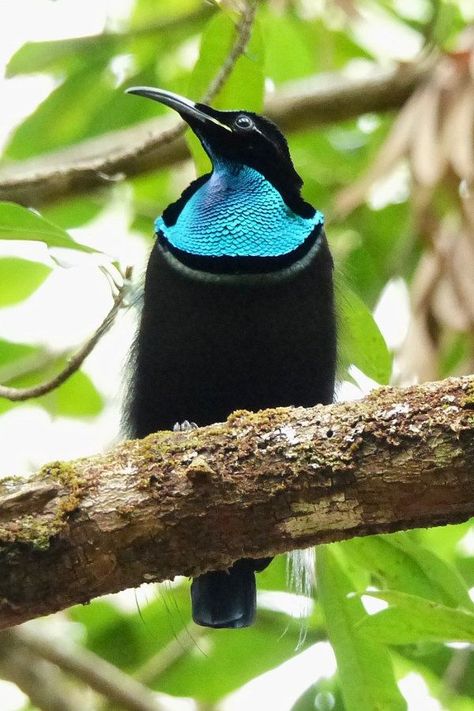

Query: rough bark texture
<box><xmin>0</xmin><ymin>62</ymin><xmax>432</xmax><ymax>206</ymax></box>
<box><xmin>0</xmin><ymin>375</ymin><xmax>473</xmax><ymax>630</ymax></box>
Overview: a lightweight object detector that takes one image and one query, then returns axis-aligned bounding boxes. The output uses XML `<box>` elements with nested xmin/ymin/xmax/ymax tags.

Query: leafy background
<box><xmin>0</xmin><ymin>1</ymin><xmax>473</xmax><ymax>710</ymax></box>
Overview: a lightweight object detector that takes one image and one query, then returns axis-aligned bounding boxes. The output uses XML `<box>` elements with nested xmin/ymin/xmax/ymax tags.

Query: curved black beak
<box><xmin>125</xmin><ymin>86</ymin><xmax>231</xmax><ymax>131</ymax></box>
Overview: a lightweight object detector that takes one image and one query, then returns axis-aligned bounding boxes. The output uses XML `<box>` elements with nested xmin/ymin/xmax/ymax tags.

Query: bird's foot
<box><xmin>173</xmin><ymin>420</ymin><xmax>198</xmax><ymax>432</ymax></box>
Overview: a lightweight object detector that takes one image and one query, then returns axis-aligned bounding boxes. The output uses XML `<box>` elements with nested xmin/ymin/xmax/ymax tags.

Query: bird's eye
<box><xmin>234</xmin><ymin>115</ymin><xmax>254</xmax><ymax>131</ymax></box>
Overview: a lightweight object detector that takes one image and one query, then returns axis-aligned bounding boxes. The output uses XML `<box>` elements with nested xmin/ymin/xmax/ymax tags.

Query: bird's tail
<box><xmin>191</xmin><ymin>558</ymin><xmax>272</xmax><ymax>628</ymax></box>
<box><xmin>287</xmin><ymin>547</ymin><xmax>316</xmax><ymax>648</ymax></box>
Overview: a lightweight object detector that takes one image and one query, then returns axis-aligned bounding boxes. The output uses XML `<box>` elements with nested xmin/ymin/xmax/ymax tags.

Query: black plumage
<box><xmin>124</xmin><ymin>87</ymin><xmax>336</xmax><ymax>628</ymax></box>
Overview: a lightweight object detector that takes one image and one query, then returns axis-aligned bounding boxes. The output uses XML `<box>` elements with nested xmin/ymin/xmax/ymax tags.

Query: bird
<box><xmin>124</xmin><ymin>86</ymin><xmax>337</xmax><ymax>629</ymax></box>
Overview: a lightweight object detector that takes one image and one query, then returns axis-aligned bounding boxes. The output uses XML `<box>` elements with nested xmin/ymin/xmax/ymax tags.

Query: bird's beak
<box><xmin>125</xmin><ymin>86</ymin><xmax>231</xmax><ymax>131</ymax></box>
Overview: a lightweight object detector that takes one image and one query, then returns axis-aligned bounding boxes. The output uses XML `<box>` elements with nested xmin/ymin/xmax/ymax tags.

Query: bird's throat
<box><xmin>156</xmin><ymin>160</ymin><xmax>324</xmax><ymax>259</ymax></box>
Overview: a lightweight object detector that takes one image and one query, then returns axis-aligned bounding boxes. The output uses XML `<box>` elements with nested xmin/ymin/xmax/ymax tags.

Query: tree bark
<box><xmin>0</xmin><ymin>61</ymin><xmax>432</xmax><ymax>207</ymax></box>
<box><xmin>0</xmin><ymin>375</ymin><xmax>473</xmax><ymax>630</ymax></box>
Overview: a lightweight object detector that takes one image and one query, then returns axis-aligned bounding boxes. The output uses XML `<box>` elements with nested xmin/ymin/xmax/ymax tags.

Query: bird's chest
<box><xmin>140</xmin><ymin>242</ymin><xmax>332</xmax><ymax>424</ymax></box>
<box><xmin>156</xmin><ymin>166</ymin><xmax>320</xmax><ymax>258</ymax></box>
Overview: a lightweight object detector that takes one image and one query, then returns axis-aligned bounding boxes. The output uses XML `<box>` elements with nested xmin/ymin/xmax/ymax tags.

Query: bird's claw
<box><xmin>173</xmin><ymin>420</ymin><xmax>198</xmax><ymax>432</ymax></box>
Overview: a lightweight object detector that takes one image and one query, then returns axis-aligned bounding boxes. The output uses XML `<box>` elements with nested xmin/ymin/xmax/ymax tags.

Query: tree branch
<box><xmin>0</xmin><ymin>3</ymin><xmax>258</xmax><ymax>401</ymax></box>
<box><xmin>201</xmin><ymin>0</ymin><xmax>257</xmax><ymax>104</ymax></box>
<box><xmin>5</xmin><ymin>4</ymin><xmax>214</xmax><ymax>76</ymax></box>
<box><xmin>0</xmin><ymin>629</ymin><xmax>83</xmax><ymax>711</ymax></box>
<box><xmin>0</xmin><ymin>60</ymin><xmax>433</xmax><ymax>206</ymax></box>
<box><xmin>0</xmin><ymin>375</ymin><xmax>472</xmax><ymax>630</ymax></box>
<box><xmin>9</xmin><ymin>627</ymin><xmax>167</xmax><ymax>711</ymax></box>
<box><xmin>0</xmin><ymin>0</ymin><xmax>259</xmax><ymax>208</ymax></box>
<box><xmin>0</xmin><ymin>267</ymin><xmax>131</xmax><ymax>402</ymax></box>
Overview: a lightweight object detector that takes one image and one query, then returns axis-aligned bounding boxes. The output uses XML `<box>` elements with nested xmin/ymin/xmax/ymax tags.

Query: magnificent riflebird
<box><xmin>124</xmin><ymin>87</ymin><xmax>337</xmax><ymax>628</ymax></box>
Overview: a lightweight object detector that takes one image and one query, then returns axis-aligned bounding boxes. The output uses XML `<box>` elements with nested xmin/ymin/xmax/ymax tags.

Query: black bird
<box><xmin>124</xmin><ymin>87</ymin><xmax>336</xmax><ymax>628</ymax></box>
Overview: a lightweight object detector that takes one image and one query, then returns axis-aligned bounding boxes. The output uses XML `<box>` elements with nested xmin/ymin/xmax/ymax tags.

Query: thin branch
<box><xmin>201</xmin><ymin>0</ymin><xmax>258</xmax><ymax>103</ymax></box>
<box><xmin>135</xmin><ymin>623</ymin><xmax>206</xmax><ymax>686</ymax></box>
<box><xmin>100</xmin><ymin>623</ymin><xmax>207</xmax><ymax>711</ymax></box>
<box><xmin>11</xmin><ymin>627</ymin><xmax>166</xmax><ymax>711</ymax></box>
<box><xmin>442</xmin><ymin>646</ymin><xmax>472</xmax><ymax>699</ymax></box>
<box><xmin>0</xmin><ymin>629</ymin><xmax>84</xmax><ymax>711</ymax></box>
<box><xmin>0</xmin><ymin>375</ymin><xmax>472</xmax><ymax>630</ymax></box>
<box><xmin>92</xmin><ymin>5</ymin><xmax>214</xmax><ymax>42</ymax></box>
<box><xmin>6</xmin><ymin>5</ymin><xmax>213</xmax><ymax>76</ymax></box>
<box><xmin>0</xmin><ymin>60</ymin><xmax>433</xmax><ymax>206</ymax></box>
<box><xmin>0</xmin><ymin>3</ymin><xmax>258</xmax><ymax>402</ymax></box>
<box><xmin>97</xmin><ymin>0</ymin><xmax>259</xmax><ymax>194</ymax></box>
<box><xmin>0</xmin><ymin>267</ymin><xmax>131</xmax><ymax>402</ymax></box>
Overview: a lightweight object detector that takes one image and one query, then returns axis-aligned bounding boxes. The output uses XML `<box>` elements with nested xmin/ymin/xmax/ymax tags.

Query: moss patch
<box><xmin>462</xmin><ymin>381</ymin><xmax>474</xmax><ymax>409</ymax></box>
<box><xmin>0</xmin><ymin>460</ymin><xmax>87</xmax><ymax>551</ymax></box>
<box><xmin>0</xmin><ymin>475</ymin><xmax>25</xmax><ymax>493</ymax></box>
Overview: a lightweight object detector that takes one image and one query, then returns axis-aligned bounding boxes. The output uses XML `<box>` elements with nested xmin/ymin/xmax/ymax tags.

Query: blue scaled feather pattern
<box><xmin>156</xmin><ymin>160</ymin><xmax>324</xmax><ymax>258</ymax></box>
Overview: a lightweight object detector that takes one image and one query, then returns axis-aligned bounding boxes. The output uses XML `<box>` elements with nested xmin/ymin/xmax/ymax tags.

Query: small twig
<box><xmin>201</xmin><ymin>0</ymin><xmax>258</xmax><ymax>103</ymax></box>
<box><xmin>0</xmin><ymin>267</ymin><xmax>132</xmax><ymax>402</ymax></box>
<box><xmin>6</xmin><ymin>6</ymin><xmax>213</xmax><ymax>72</ymax></box>
<box><xmin>421</xmin><ymin>0</ymin><xmax>442</xmax><ymax>51</ymax></box>
<box><xmin>126</xmin><ymin>0</ymin><xmax>259</xmax><ymax>157</ymax></box>
<box><xmin>100</xmin><ymin>622</ymin><xmax>207</xmax><ymax>711</ymax></box>
<box><xmin>14</xmin><ymin>627</ymin><xmax>166</xmax><ymax>711</ymax></box>
<box><xmin>135</xmin><ymin>622</ymin><xmax>206</xmax><ymax>685</ymax></box>
<box><xmin>0</xmin><ymin>3</ymin><xmax>258</xmax><ymax>404</ymax></box>
<box><xmin>0</xmin><ymin>629</ymin><xmax>84</xmax><ymax>711</ymax></box>
<box><xmin>441</xmin><ymin>646</ymin><xmax>472</xmax><ymax>700</ymax></box>
<box><xmin>0</xmin><ymin>62</ymin><xmax>432</xmax><ymax>206</ymax></box>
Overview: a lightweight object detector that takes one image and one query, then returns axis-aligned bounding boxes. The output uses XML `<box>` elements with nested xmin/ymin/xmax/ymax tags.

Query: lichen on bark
<box><xmin>0</xmin><ymin>375</ymin><xmax>472</xmax><ymax>630</ymax></box>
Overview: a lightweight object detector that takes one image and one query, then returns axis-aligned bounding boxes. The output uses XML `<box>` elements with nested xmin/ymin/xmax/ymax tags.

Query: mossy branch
<box><xmin>0</xmin><ymin>375</ymin><xmax>473</xmax><ymax>630</ymax></box>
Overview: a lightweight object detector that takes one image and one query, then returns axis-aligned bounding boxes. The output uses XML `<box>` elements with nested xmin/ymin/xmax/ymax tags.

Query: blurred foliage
<box><xmin>0</xmin><ymin>1</ymin><xmax>473</xmax><ymax>710</ymax></box>
<box><xmin>317</xmin><ymin>545</ymin><xmax>406</xmax><ymax>711</ymax></box>
<box><xmin>0</xmin><ymin>201</ymin><xmax>97</xmax><ymax>253</ymax></box>
<box><xmin>0</xmin><ymin>257</ymin><xmax>50</xmax><ymax>307</ymax></box>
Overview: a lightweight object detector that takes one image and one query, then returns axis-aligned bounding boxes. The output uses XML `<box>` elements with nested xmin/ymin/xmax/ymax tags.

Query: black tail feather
<box><xmin>191</xmin><ymin>558</ymin><xmax>272</xmax><ymax>629</ymax></box>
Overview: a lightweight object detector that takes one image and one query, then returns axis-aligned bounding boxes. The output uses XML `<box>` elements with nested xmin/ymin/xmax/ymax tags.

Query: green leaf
<box><xmin>0</xmin><ymin>356</ymin><xmax>103</xmax><ymax>418</ymax></box>
<box><xmin>317</xmin><ymin>545</ymin><xmax>406</xmax><ymax>711</ymax></box>
<box><xmin>186</xmin><ymin>11</ymin><xmax>265</xmax><ymax>175</ymax></box>
<box><xmin>0</xmin><ymin>340</ymin><xmax>44</xmax><ymax>416</ymax></box>
<box><xmin>342</xmin><ymin>533</ymin><xmax>473</xmax><ymax>610</ymax></box>
<box><xmin>45</xmin><ymin>365</ymin><xmax>103</xmax><ymax>417</ymax></box>
<box><xmin>7</xmin><ymin>39</ymin><xmax>76</xmax><ymax>75</ymax></box>
<box><xmin>189</xmin><ymin>12</ymin><xmax>264</xmax><ymax>110</ymax></box>
<box><xmin>70</xmin><ymin>598</ymin><xmax>152</xmax><ymax>671</ymax></box>
<box><xmin>292</xmin><ymin>679</ymin><xmax>345</xmax><ymax>711</ymax></box>
<box><xmin>309</xmin><ymin>20</ymin><xmax>371</xmax><ymax>69</ymax></box>
<box><xmin>4</xmin><ymin>60</ymin><xmax>113</xmax><ymax>160</ymax></box>
<box><xmin>71</xmin><ymin>578</ymin><xmax>311</xmax><ymax>695</ymax></box>
<box><xmin>257</xmin><ymin>553</ymin><xmax>288</xmax><ymax>591</ymax></box>
<box><xmin>336</xmin><ymin>279</ymin><xmax>392</xmax><ymax>384</ymax></box>
<box><xmin>157</xmin><ymin>616</ymin><xmax>307</xmax><ymax>702</ymax></box>
<box><xmin>419</xmin><ymin>521</ymin><xmax>474</xmax><ymax>565</ymax></box>
<box><xmin>341</xmin><ymin>201</ymin><xmax>414</xmax><ymax>308</ymax></box>
<box><xmin>0</xmin><ymin>258</ymin><xmax>51</xmax><ymax>307</ymax></box>
<box><xmin>7</xmin><ymin>4</ymin><xmax>214</xmax><ymax>77</ymax></box>
<box><xmin>439</xmin><ymin>332</ymin><xmax>470</xmax><ymax>378</ymax></box>
<box><xmin>6</xmin><ymin>35</ymin><xmax>118</xmax><ymax>77</ymax></box>
<box><xmin>359</xmin><ymin>590</ymin><xmax>474</xmax><ymax>645</ymax></box>
<box><xmin>69</xmin><ymin>587</ymin><xmax>190</xmax><ymax>672</ymax></box>
<box><xmin>0</xmin><ymin>202</ymin><xmax>96</xmax><ymax>253</ymax></box>
<box><xmin>431</xmin><ymin>1</ymin><xmax>465</xmax><ymax>48</ymax></box>
<box><xmin>43</xmin><ymin>197</ymin><xmax>104</xmax><ymax>230</ymax></box>
<box><xmin>261</xmin><ymin>9</ymin><xmax>316</xmax><ymax>83</ymax></box>
<box><xmin>0</xmin><ymin>339</ymin><xmax>39</xmax><ymax>370</ymax></box>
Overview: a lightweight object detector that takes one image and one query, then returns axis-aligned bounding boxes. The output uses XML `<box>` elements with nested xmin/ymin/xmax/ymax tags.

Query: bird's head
<box><xmin>126</xmin><ymin>87</ymin><xmax>312</xmax><ymax>217</ymax></box>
